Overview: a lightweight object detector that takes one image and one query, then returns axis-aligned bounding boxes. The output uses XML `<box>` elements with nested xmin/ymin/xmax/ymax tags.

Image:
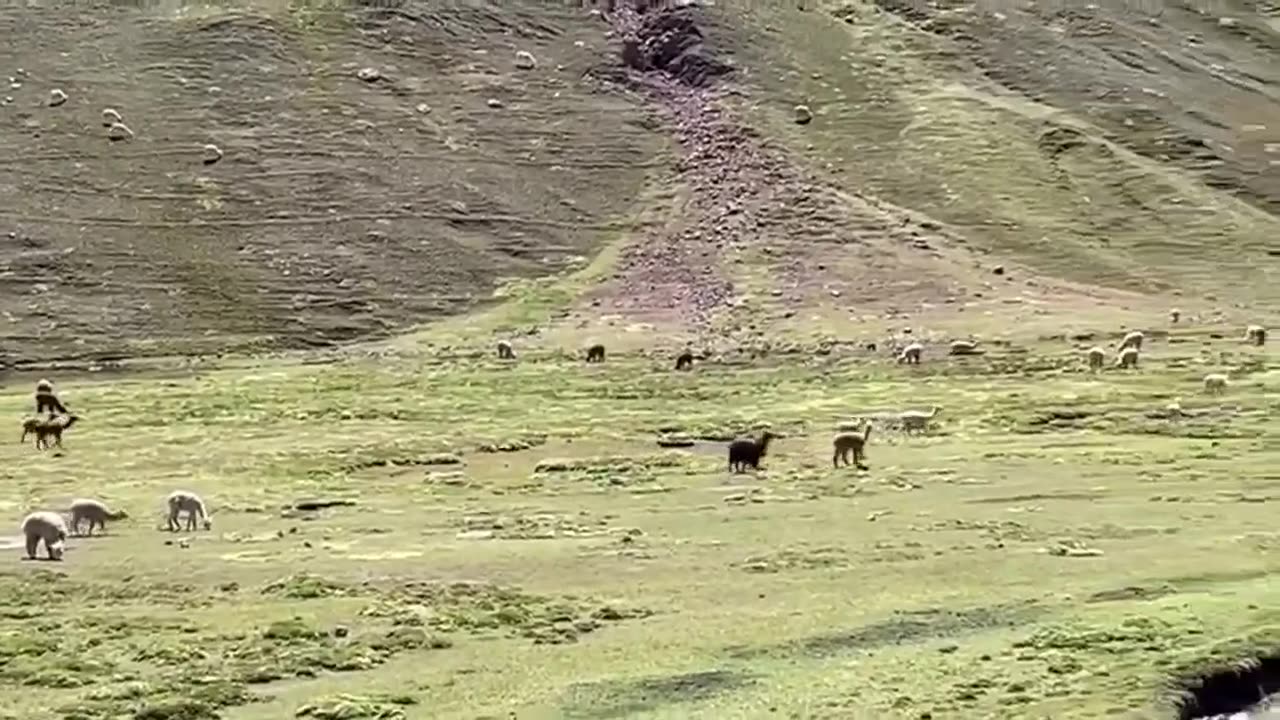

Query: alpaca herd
<box><xmin>9</xmin><ymin>318</ymin><xmax>1267</xmax><ymax>561</ymax></box>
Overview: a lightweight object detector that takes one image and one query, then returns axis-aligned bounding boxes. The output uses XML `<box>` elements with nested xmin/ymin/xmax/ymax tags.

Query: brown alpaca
<box><xmin>586</xmin><ymin>344</ymin><xmax>606</xmax><ymax>363</ymax></box>
<box><xmin>833</xmin><ymin>424</ymin><xmax>872</xmax><ymax>469</ymax></box>
<box><xmin>675</xmin><ymin>351</ymin><xmax>694</xmax><ymax>371</ymax></box>
<box><xmin>728</xmin><ymin>431</ymin><xmax>776</xmax><ymax>473</ymax></box>
<box><xmin>34</xmin><ymin>379</ymin><xmax>68</xmax><ymax>415</ymax></box>
<box><xmin>21</xmin><ymin>415</ymin><xmax>79</xmax><ymax>450</ymax></box>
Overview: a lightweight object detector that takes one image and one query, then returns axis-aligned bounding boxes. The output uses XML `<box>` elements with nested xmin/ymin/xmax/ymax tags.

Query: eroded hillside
<box><xmin>2</xmin><ymin>0</ymin><xmax>1277</xmax><ymax>365</ymax></box>
<box><xmin>0</xmin><ymin>0</ymin><xmax>664</xmax><ymax>363</ymax></box>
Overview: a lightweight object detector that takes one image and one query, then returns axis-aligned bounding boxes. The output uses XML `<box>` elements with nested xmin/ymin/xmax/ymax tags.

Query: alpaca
<box><xmin>166</xmin><ymin>491</ymin><xmax>213</xmax><ymax>532</ymax></box>
<box><xmin>728</xmin><ymin>431</ymin><xmax>776</xmax><ymax>473</ymax></box>
<box><xmin>674</xmin><ymin>350</ymin><xmax>694</xmax><ymax>371</ymax></box>
<box><xmin>21</xmin><ymin>414</ymin><xmax>79</xmax><ymax>450</ymax></box>
<box><xmin>897</xmin><ymin>342</ymin><xmax>923</xmax><ymax>365</ymax></box>
<box><xmin>586</xmin><ymin>344</ymin><xmax>606</xmax><ymax>363</ymax></box>
<box><xmin>1246</xmin><ymin>325</ymin><xmax>1266</xmax><ymax>347</ymax></box>
<box><xmin>1086</xmin><ymin>346</ymin><xmax>1106</xmax><ymax>370</ymax></box>
<box><xmin>948</xmin><ymin>340</ymin><xmax>982</xmax><ymax>356</ymax></box>
<box><xmin>1203</xmin><ymin>373</ymin><xmax>1229</xmax><ymax>395</ymax></box>
<box><xmin>68</xmin><ymin>498</ymin><xmax>128</xmax><ymax>536</ymax></box>
<box><xmin>1118</xmin><ymin>330</ymin><xmax>1144</xmax><ymax>352</ymax></box>
<box><xmin>496</xmin><ymin>340</ymin><xmax>516</xmax><ymax>360</ymax></box>
<box><xmin>1116</xmin><ymin>347</ymin><xmax>1139</xmax><ymax>369</ymax></box>
<box><xmin>21</xmin><ymin>511</ymin><xmax>67</xmax><ymax>561</ymax></box>
<box><xmin>832</xmin><ymin>424</ymin><xmax>872</xmax><ymax>469</ymax></box>
<box><xmin>900</xmin><ymin>406</ymin><xmax>939</xmax><ymax>434</ymax></box>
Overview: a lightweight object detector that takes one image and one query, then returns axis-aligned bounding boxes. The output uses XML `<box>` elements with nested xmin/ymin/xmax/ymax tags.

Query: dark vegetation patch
<box><xmin>0</xmin><ymin>610</ymin><xmax>445</xmax><ymax>719</ymax></box>
<box><xmin>729</xmin><ymin>602</ymin><xmax>1042</xmax><ymax>659</ymax></box>
<box><xmin>262</xmin><ymin>574</ymin><xmax>652</xmax><ymax>646</ymax></box>
<box><xmin>561</xmin><ymin>669</ymin><xmax>754</xmax><ymax>719</ymax></box>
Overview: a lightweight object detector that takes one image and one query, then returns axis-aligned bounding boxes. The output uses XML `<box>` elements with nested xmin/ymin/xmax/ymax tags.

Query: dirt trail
<box><xmin>586</xmin><ymin>1</ymin><xmax>1080</xmax><ymax>334</ymax></box>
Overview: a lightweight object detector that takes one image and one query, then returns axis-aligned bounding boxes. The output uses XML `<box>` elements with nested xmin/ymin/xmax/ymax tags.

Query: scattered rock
<box><xmin>415</xmin><ymin>103</ymin><xmax>431</xmax><ymax>114</ymax></box>
<box><xmin>487</xmin><ymin>98</ymin><xmax>504</xmax><ymax>108</ymax></box>
<box><xmin>514</xmin><ymin>50</ymin><xmax>537</xmax><ymax>69</ymax></box>
<box><xmin>202</xmin><ymin>143</ymin><xmax>223</xmax><ymax>165</ymax></box>
<box><xmin>1218</xmin><ymin>16</ymin><xmax>1237</xmax><ymax>27</ymax></box>
<box><xmin>47</xmin><ymin>88</ymin><xmax>67</xmax><ymax>107</ymax></box>
<box><xmin>356</xmin><ymin>67</ymin><xmax>382</xmax><ymax>82</ymax></box>
<box><xmin>107</xmin><ymin>122</ymin><xmax>134</xmax><ymax>141</ymax></box>
<box><xmin>992</xmin><ymin>265</ymin><xmax>1005</xmax><ymax>276</ymax></box>
<box><xmin>101</xmin><ymin>107</ymin><xmax>122</xmax><ymax>126</ymax></box>
<box><xmin>793</xmin><ymin>104</ymin><xmax>813</xmax><ymax>125</ymax></box>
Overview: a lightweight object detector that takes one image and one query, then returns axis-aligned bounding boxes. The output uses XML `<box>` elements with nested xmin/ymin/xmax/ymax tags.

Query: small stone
<box><xmin>992</xmin><ymin>265</ymin><xmax>1005</xmax><ymax>275</ymax></box>
<box><xmin>1218</xmin><ymin>16</ymin><xmax>1237</xmax><ymax>27</ymax></box>
<box><xmin>415</xmin><ymin>102</ymin><xmax>431</xmax><ymax>114</ymax></box>
<box><xmin>107</xmin><ymin>122</ymin><xmax>134</xmax><ymax>141</ymax></box>
<box><xmin>356</xmin><ymin>67</ymin><xmax>382</xmax><ymax>82</ymax></box>
<box><xmin>101</xmin><ymin>107</ymin><xmax>122</xmax><ymax>126</ymax></box>
<box><xmin>514</xmin><ymin>50</ymin><xmax>537</xmax><ymax>70</ymax></box>
<box><xmin>487</xmin><ymin>98</ymin><xmax>504</xmax><ymax>108</ymax></box>
<box><xmin>201</xmin><ymin>143</ymin><xmax>223</xmax><ymax>165</ymax></box>
<box><xmin>793</xmin><ymin>104</ymin><xmax>813</xmax><ymax>125</ymax></box>
<box><xmin>333</xmin><ymin>625</ymin><xmax>349</xmax><ymax>637</ymax></box>
<box><xmin>47</xmin><ymin>89</ymin><xmax>67</xmax><ymax>107</ymax></box>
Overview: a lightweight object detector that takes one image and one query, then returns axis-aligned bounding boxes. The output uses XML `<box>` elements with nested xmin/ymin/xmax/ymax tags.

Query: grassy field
<box><xmin>0</xmin><ymin>320</ymin><xmax>1276</xmax><ymax>719</ymax></box>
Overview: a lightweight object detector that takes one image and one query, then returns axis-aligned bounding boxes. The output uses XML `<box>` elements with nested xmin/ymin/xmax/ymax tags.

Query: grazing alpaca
<box><xmin>897</xmin><ymin>342</ymin><xmax>923</xmax><ymax>365</ymax></box>
<box><xmin>68</xmin><ymin>498</ymin><xmax>128</xmax><ymax>536</ymax></box>
<box><xmin>900</xmin><ymin>406</ymin><xmax>940</xmax><ymax>434</ymax></box>
<box><xmin>586</xmin><ymin>344</ymin><xmax>606</xmax><ymax>363</ymax></box>
<box><xmin>728</xmin><ymin>431</ymin><xmax>777</xmax><ymax>473</ymax></box>
<box><xmin>674</xmin><ymin>350</ymin><xmax>694</xmax><ymax>371</ymax></box>
<box><xmin>832</xmin><ymin>424</ymin><xmax>872</xmax><ymax>469</ymax></box>
<box><xmin>1086</xmin><ymin>346</ymin><xmax>1106</xmax><ymax>370</ymax></box>
<box><xmin>1118</xmin><ymin>330</ymin><xmax>1144</xmax><ymax>352</ymax></box>
<box><xmin>1246</xmin><ymin>325</ymin><xmax>1266</xmax><ymax>347</ymax></box>
<box><xmin>21</xmin><ymin>511</ymin><xmax>67</xmax><ymax>561</ymax></box>
<box><xmin>1115</xmin><ymin>346</ymin><xmax>1139</xmax><ymax>369</ymax></box>
<box><xmin>21</xmin><ymin>414</ymin><xmax>79</xmax><ymax>450</ymax></box>
<box><xmin>496</xmin><ymin>340</ymin><xmax>516</xmax><ymax>360</ymax></box>
<box><xmin>166</xmin><ymin>490</ymin><xmax>213</xmax><ymax>532</ymax></box>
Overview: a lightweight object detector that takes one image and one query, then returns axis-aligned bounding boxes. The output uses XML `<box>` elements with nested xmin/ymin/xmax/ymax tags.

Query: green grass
<box><xmin>1</xmin><ymin>329</ymin><xmax>1276</xmax><ymax>719</ymax></box>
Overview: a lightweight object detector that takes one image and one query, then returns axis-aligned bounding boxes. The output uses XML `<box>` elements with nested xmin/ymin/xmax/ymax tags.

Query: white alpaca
<box><xmin>1203</xmin><ymin>373</ymin><xmax>1229</xmax><ymax>395</ymax></box>
<box><xmin>1118</xmin><ymin>330</ymin><xmax>1144</xmax><ymax>352</ymax></box>
<box><xmin>900</xmin><ymin>406</ymin><xmax>940</xmax><ymax>434</ymax></box>
<box><xmin>21</xmin><ymin>511</ymin><xmax>68</xmax><ymax>560</ymax></box>
<box><xmin>897</xmin><ymin>342</ymin><xmax>923</xmax><ymax>365</ymax></box>
<box><xmin>68</xmin><ymin>498</ymin><xmax>128</xmax><ymax>536</ymax></box>
<box><xmin>1086</xmin><ymin>346</ymin><xmax>1106</xmax><ymax>370</ymax></box>
<box><xmin>1115</xmin><ymin>347</ymin><xmax>1139</xmax><ymax>369</ymax></box>
<box><xmin>166</xmin><ymin>491</ymin><xmax>212</xmax><ymax>532</ymax></box>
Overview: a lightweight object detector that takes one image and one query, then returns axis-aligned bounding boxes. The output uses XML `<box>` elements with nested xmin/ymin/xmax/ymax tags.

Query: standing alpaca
<box><xmin>496</xmin><ymin>341</ymin><xmax>516</xmax><ymax>360</ymax></box>
<box><xmin>832</xmin><ymin>424</ymin><xmax>872</xmax><ymax>469</ymax></box>
<box><xmin>897</xmin><ymin>342</ymin><xmax>923</xmax><ymax>365</ymax></box>
<box><xmin>674</xmin><ymin>350</ymin><xmax>694</xmax><ymax>371</ymax></box>
<box><xmin>728</xmin><ymin>431</ymin><xmax>777</xmax><ymax>473</ymax></box>
<box><xmin>585</xmin><ymin>344</ymin><xmax>606</xmax><ymax>363</ymax></box>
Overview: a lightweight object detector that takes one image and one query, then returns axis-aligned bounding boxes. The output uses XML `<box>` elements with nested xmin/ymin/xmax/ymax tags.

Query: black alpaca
<box><xmin>674</xmin><ymin>351</ymin><xmax>694</xmax><ymax>371</ymax></box>
<box><xmin>728</xmin><ymin>431</ymin><xmax>776</xmax><ymax>473</ymax></box>
<box><xmin>586</xmin><ymin>344</ymin><xmax>606</xmax><ymax>363</ymax></box>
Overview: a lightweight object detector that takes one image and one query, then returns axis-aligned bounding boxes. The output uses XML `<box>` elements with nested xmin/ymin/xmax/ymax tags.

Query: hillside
<box><xmin>0</xmin><ymin>0</ymin><xmax>665</xmax><ymax>365</ymax></box>
<box><xmin>2</xmin><ymin>0</ymin><xmax>1277</xmax><ymax>367</ymax></box>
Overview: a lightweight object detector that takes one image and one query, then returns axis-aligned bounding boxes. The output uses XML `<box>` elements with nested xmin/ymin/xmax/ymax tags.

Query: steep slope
<box><xmin>714</xmin><ymin>0</ymin><xmax>1279</xmax><ymax>307</ymax></box>
<box><xmin>0</xmin><ymin>0</ymin><xmax>664</xmax><ymax>364</ymax></box>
